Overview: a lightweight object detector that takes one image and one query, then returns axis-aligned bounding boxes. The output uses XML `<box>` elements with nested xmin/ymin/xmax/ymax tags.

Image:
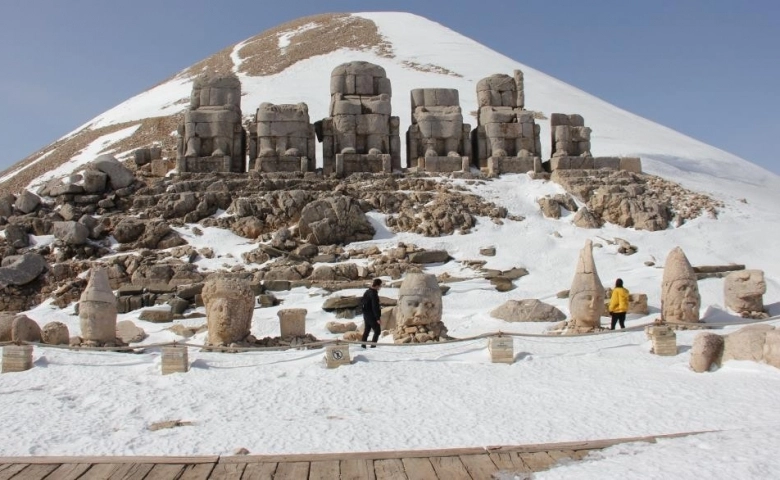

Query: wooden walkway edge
<box><xmin>0</xmin><ymin>430</ymin><xmax>714</xmax><ymax>479</ymax></box>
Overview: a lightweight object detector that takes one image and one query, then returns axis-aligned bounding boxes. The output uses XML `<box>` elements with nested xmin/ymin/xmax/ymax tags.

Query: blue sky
<box><xmin>0</xmin><ymin>0</ymin><xmax>778</xmax><ymax>174</ymax></box>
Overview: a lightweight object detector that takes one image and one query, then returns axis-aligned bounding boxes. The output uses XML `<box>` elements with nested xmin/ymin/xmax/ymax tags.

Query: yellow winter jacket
<box><xmin>609</xmin><ymin>287</ymin><xmax>630</xmax><ymax>313</ymax></box>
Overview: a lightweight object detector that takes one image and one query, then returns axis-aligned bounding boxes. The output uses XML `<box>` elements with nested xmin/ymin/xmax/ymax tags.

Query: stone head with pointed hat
<box><xmin>569</xmin><ymin>240</ymin><xmax>605</xmax><ymax>330</ymax></box>
<box><xmin>661</xmin><ymin>247</ymin><xmax>701</xmax><ymax>323</ymax></box>
<box><xmin>79</xmin><ymin>267</ymin><xmax>117</xmax><ymax>344</ymax></box>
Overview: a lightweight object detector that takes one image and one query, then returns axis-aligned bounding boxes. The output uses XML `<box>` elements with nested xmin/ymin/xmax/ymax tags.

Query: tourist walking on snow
<box><xmin>361</xmin><ymin>278</ymin><xmax>383</xmax><ymax>348</ymax></box>
<box><xmin>609</xmin><ymin>278</ymin><xmax>629</xmax><ymax>330</ymax></box>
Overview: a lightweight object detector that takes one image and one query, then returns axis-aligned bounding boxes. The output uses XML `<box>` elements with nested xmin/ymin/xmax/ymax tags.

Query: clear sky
<box><xmin>0</xmin><ymin>0</ymin><xmax>778</xmax><ymax>175</ymax></box>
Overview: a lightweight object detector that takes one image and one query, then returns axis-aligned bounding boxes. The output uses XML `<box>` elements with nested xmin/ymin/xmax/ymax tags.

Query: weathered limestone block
<box><xmin>0</xmin><ymin>253</ymin><xmax>48</xmax><ymax>289</ymax></box>
<box><xmin>325</xmin><ymin>344</ymin><xmax>351</xmax><ymax>368</ymax></box>
<box><xmin>551</xmin><ymin>114</ymin><xmax>592</xmax><ymax>158</ymax></box>
<box><xmin>407</xmin><ymin>89</ymin><xmax>471</xmax><ymax>171</ymax></box>
<box><xmin>14</xmin><ymin>190</ymin><xmax>41</xmax><ymax>214</ymax></box>
<box><xmin>177</xmin><ymin>73</ymin><xmax>246</xmax><ymax>173</ymax></box>
<box><xmin>298</xmin><ymin>196</ymin><xmax>375</xmax><ymax>245</ymax></box>
<box><xmin>490</xmin><ymin>299</ymin><xmax>566</xmax><ymax>322</ymax></box>
<box><xmin>79</xmin><ymin>268</ymin><xmax>118</xmax><ymax>345</ymax></box>
<box><xmin>250</xmin><ymin>102</ymin><xmax>316</xmax><ymax>173</ymax></box>
<box><xmin>278</xmin><ymin>308</ymin><xmax>307</xmax><ymax>337</ymax></box>
<box><xmin>723</xmin><ymin>324</ymin><xmax>773</xmax><ymax>362</ymax></box>
<box><xmin>763</xmin><ymin>330</ymin><xmax>780</xmax><ymax>369</ymax></box>
<box><xmin>11</xmin><ymin>315</ymin><xmax>42</xmax><ymax>343</ymax></box>
<box><xmin>116</xmin><ymin>320</ymin><xmax>146</xmax><ymax>344</ymax></box>
<box><xmin>53</xmin><ymin>221</ymin><xmax>89</xmax><ymax>246</ymax></box>
<box><xmin>91</xmin><ymin>155</ymin><xmax>134</xmax><ymax>189</ymax></box>
<box><xmin>488</xmin><ymin>336</ymin><xmax>514</xmax><ymax>364</ymax></box>
<box><xmin>202</xmin><ymin>275</ymin><xmax>253</xmax><ymax>345</ymax></box>
<box><xmin>568</xmin><ymin>240</ymin><xmax>605</xmax><ymax>331</ymax></box>
<box><xmin>724</xmin><ymin>269</ymin><xmax>766</xmax><ymax>314</ymax></box>
<box><xmin>326</xmin><ymin>321</ymin><xmax>357</xmax><ymax>334</ymax></box>
<box><xmin>628</xmin><ymin>293</ymin><xmax>649</xmax><ymax>314</ymax></box>
<box><xmin>690</xmin><ymin>332</ymin><xmax>724</xmax><ymax>372</ymax></box>
<box><xmin>41</xmin><ymin>321</ymin><xmax>69</xmax><ymax>345</ymax></box>
<box><xmin>317</xmin><ymin>61</ymin><xmax>401</xmax><ymax>174</ymax></box>
<box><xmin>661</xmin><ymin>247</ymin><xmax>701</xmax><ymax>323</ymax></box>
<box><xmin>473</xmin><ymin>71</ymin><xmax>541</xmax><ymax>172</ymax></box>
<box><xmin>572</xmin><ymin>207</ymin><xmax>601</xmax><ymax>229</ymax></box>
<box><xmin>82</xmin><ymin>169</ymin><xmax>108</xmax><ymax>194</ymax></box>
<box><xmin>620</xmin><ymin>157</ymin><xmax>642</xmax><ymax>173</ymax></box>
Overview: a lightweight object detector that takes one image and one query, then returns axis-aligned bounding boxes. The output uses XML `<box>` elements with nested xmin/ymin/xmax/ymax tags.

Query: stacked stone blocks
<box><xmin>2</xmin><ymin>345</ymin><xmax>33</xmax><ymax>373</ymax></box>
<box><xmin>249</xmin><ymin>103</ymin><xmax>316</xmax><ymax>173</ymax></box>
<box><xmin>407</xmin><ymin>88</ymin><xmax>471</xmax><ymax>172</ymax></box>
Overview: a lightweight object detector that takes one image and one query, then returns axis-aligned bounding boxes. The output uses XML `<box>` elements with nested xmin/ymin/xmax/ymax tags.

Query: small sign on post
<box><xmin>325</xmin><ymin>344</ymin><xmax>351</xmax><ymax>369</ymax></box>
<box><xmin>161</xmin><ymin>345</ymin><xmax>189</xmax><ymax>375</ymax></box>
<box><xmin>489</xmin><ymin>336</ymin><xmax>514</xmax><ymax>364</ymax></box>
<box><xmin>2</xmin><ymin>345</ymin><xmax>34</xmax><ymax>373</ymax></box>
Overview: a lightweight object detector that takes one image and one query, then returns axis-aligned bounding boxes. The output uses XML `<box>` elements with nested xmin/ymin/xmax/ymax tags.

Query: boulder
<box><xmin>116</xmin><ymin>320</ymin><xmax>147</xmax><ymax>344</ymax></box>
<box><xmin>90</xmin><ymin>155</ymin><xmax>134</xmax><ymax>189</ymax></box>
<box><xmin>572</xmin><ymin>207</ymin><xmax>600</xmax><ymax>228</ymax></box>
<box><xmin>53</xmin><ymin>221</ymin><xmax>89</xmax><ymax>246</ymax></box>
<box><xmin>139</xmin><ymin>308</ymin><xmax>174</xmax><ymax>323</ymax></box>
<box><xmin>298</xmin><ymin>196</ymin><xmax>375</xmax><ymax>245</ymax></box>
<box><xmin>82</xmin><ymin>169</ymin><xmax>108</xmax><ymax>194</ymax></box>
<box><xmin>14</xmin><ymin>190</ymin><xmax>41</xmax><ymax>214</ymax></box>
<box><xmin>490</xmin><ymin>299</ymin><xmax>566</xmax><ymax>322</ymax></box>
<box><xmin>41</xmin><ymin>321</ymin><xmax>70</xmax><ymax>345</ymax></box>
<box><xmin>323</xmin><ymin>296</ymin><xmax>360</xmax><ymax>311</ymax></box>
<box><xmin>0</xmin><ymin>313</ymin><xmax>15</xmax><ymax>341</ymax></box>
<box><xmin>0</xmin><ymin>195</ymin><xmax>13</xmax><ymax>217</ymax></box>
<box><xmin>408</xmin><ymin>250</ymin><xmax>450</xmax><ymax>264</ymax></box>
<box><xmin>763</xmin><ymin>330</ymin><xmax>780</xmax><ymax>369</ymax></box>
<box><xmin>326</xmin><ymin>321</ymin><xmax>357</xmax><ymax>334</ymax></box>
<box><xmin>112</xmin><ymin>219</ymin><xmax>146</xmax><ymax>243</ymax></box>
<box><xmin>690</xmin><ymin>332</ymin><xmax>724</xmax><ymax>373</ymax></box>
<box><xmin>11</xmin><ymin>315</ymin><xmax>42</xmax><ymax>342</ymax></box>
<box><xmin>723</xmin><ymin>324</ymin><xmax>774</xmax><ymax>362</ymax></box>
<box><xmin>0</xmin><ymin>253</ymin><xmax>48</xmax><ymax>288</ymax></box>
<box><xmin>537</xmin><ymin>197</ymin><xmax>561</xmax><ymax>219</ymax></box>
<box><xmin>4</xmin><ymin>224</ymin><xmax>29</xmax><ymax>248</ymax></box>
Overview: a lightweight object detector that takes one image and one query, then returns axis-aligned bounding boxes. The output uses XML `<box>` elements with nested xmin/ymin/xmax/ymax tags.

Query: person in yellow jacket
<box><xmin>609</xmin><ymin>278</ymin><xmax>630</xmax><ymax>330</ymax></box>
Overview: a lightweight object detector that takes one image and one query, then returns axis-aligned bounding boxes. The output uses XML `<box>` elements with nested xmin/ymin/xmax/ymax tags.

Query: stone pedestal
<box><xmin>325</xmin><ymin>344</ymin><xmax>351</xmax><ymax>368</ymax></box>
<box><xmin>161</xmin><ymin>345</ymin><xmax>188</xmax><ymax>375</ymax></box>
<box><xmin>646</xmin><ymin>325</ymin><xmax>678</xmax><ymax>356</ymax></box>
<box><xmin>2</xmin><ymin>345</ymin><xmax>33</xmax><ymax>373</ymax></box>
<box><xmin>417</xmin><ymin>156</ymin><xmax>470</xmax><ymax>173</ymax></box>
<box><xmin>177</xmin><ymin>155</ymin><xmax>232</xmax><ymax>173</ymax></box>
<box><xmin>335</xmin><ymin>153</ymin><xmax>391</xmax><ymax>177</ymax></box>
<box><xmin>278</xmin><ymin>308</ymin><xmax>307</xmax><ymax>337</ymax></box>
<box><xmin>488</xmin><ymin>336</ymin><xmax>514</xmax><ymax>364</ymax></box>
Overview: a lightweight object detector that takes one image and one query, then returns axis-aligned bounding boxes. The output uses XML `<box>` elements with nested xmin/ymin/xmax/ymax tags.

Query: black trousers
<box><xmin>611</xmin><ymin>312</ymin><xmax>626</xmax><ymax>330</ymax></box>
<box><xmin>361</xmin><ymin>317</ymin><xmax>381</xmax><ymax>346</ymax></box>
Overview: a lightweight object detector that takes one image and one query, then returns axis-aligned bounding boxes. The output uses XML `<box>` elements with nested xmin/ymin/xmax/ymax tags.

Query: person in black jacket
<box><xmin>361</xmin><ymin>278</ymin><xmax>383</xmax><ymax>348</ymax></box>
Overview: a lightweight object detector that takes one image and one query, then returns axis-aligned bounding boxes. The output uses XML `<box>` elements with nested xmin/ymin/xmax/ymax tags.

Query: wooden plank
<box><xmin>0</xmin><ymin>457</ymin><xmax>218</xmax><ymax>465</ymax></box>
<box><xmin>143</xmin><ymin>464</ymin><xmax>186</xmax><ymax>479</ymax></box>
<box><xmin>8</xmin><ymin>464</ymin><xmax>57</xmax><ymax>479</ymax></box>
<box><xmin>400</xmin><ymin>457</ymin><xmax>438</xmax><ymax>480</ymax></box>
<box><xmin>209</xmin><ymin>463</ymin><xmax>246</xmax><ymax>479</ymax></box>
<box><xmin>41</xmin><ymin>463</ymin><xmax>92</xmax><ymax>480</ymax></box>
<box><xmin>428</xmin><ymin>456</ymin><xmax>470</xmax><ymax>480</ymax></box>
<box><xmin>570</xmin><ymin>449</ymin><xmax>594</xmax><ymax>461</ymax></box>
<box><xmin>178</xmin><ymin>463</ymin><xmax>216</xmax><ymax>480</ymax></box>
<box><xmin>240</xmin><ymin>462</ymin><xmax>276</xmax><ymax>480</ymax></box>
<box><xmin>105</xmin><ymin>463</ymin><xmax>154</xmax><ymax>480</ymax></box>
<box><xmin>0</xmin><ymin>464</ymin><xmax>28</xmax><ymax>480</ymax></box>
<box><xmin>488</xmin><ymin>453</ymin><xmax>516</xmax><ymax>471</ymax></box>
<box><xmin>459</xmin><ymin>454</ymin><xmax>498</xmax><ymax>479</ymax></box>
<box><xmin>373</xmin><ymin>459</ymin><xmax>407</xmax><ymax>480</ymax></box>
<box><xmin>340</xmin><ymin>459</ymin><xmax>375</xmax><ymax>480</ymax></box>
<box><xmin>516</xmin><ymin>451</ymin><xmax>556</xmax><ymax>472</ymax></box>
<box><xmin>308</xmin><ymin>460</ymin><xmax>339</xmax><ymax>480</ymax></box>
<box><xmin>79</xmin><ymin>464</ymin><xmax>122</xmax><ymax>479</ymax></box>
<box><xmin>272</xmin><ymin>462</ymin><xmax>309</xmax><ymax>480</ymax></box>
<box><xmin>546</xmin><ymin>449</ymin><xmax>576</xmax><ymax>465</ymax></box>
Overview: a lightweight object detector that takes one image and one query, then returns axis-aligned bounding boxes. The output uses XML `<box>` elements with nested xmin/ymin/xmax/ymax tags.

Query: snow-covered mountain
<box><xmin>2</xmin><ymin>13</ymin><xmax>780</xmax><ymax>476</ymax></box>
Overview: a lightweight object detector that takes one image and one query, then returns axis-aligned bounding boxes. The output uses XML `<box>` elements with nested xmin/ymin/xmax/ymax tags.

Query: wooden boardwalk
<box><xmin>0</xmin><ymin>432</ymin><xmax>703</xmax><ymax>479</ymax></box>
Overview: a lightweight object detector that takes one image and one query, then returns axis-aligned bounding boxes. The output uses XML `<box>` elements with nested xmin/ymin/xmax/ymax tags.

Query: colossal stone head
<box><xmin>569</xmin><ymin>240</ymin><xmax>605</xmax><ymax>329</ymax></box>
<box><xmin>724</xmin><ymin>269</ymin><xmax>766</xmax><ymax>313</ymax></box>
<box><xmin>79</xmin><ymin>267</ymin><xmax>117</xmax><ymax>344</ymax></box>
<box><xmin>202</xmin><ymin>275</ymin><xmax>254</xmax><ymax>345</ymax></box>
<box><xmin>661</xmin><ymin>247</ymin><xmax>701</xmax><ymax>323</ymax></box>
<box><xmin>397</xmin><ymin>273</ymin><xmax>443</xmax><ymax>327</ymax></box>
<box><xmin>190</xmin><ymin>73</ymin><xmax>241</xmax><ymax>110</ymax></box>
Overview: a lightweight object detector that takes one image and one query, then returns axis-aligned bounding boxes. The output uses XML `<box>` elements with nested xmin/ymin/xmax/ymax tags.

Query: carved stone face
<box><xmin>568</xmin><ymin>240</ymin><xmax>605</xmax><ymax>329</ymax></box>
<box><xmin>662</xmin><ymin>278</ymin><xmax>701</xmax><ymax>323</ymax></box>
<box><xmin>570</xmin><ymin>290</ymin><xmax>601</xmax><ymax>325</ymax></box>
<box><xmin>397</xmin><ymin>273</ymin><xmax>443</xmax><ymax>327</ymax></box>
<box><xmin>203</xmin><ymin>276</ymin><xmax>254</xmax><ymax>345</ymax></box>
<box><xmin>725</xmin><ymin>270</ymin><xmax>766</xmax><ymax>313</ymax></box>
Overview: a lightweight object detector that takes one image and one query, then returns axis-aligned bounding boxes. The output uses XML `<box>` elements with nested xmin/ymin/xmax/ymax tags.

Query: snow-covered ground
<box><xmin>1</xmin><ymin>11</ymin><xmax>779</xmax><ymax>478</ymax></box>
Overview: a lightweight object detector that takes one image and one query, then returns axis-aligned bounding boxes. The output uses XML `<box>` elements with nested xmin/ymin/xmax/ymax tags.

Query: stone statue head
<box><xmin>396</xmin><ymin>273</ymin><xmax>442</xmax><ymax>327</ymax></box>
<box><xmin>569</xmin><ymin>240</ymin><xmax>605</xmax><ymax>329</ymax></box>
<box><xmin>79</xmin><ymin>267</ymin><xmax>117</xmax><ymax>343</ymax></box>
<box><xmin>661</xmin><ymin>247</ymin><xmax>701</xmax><ymax>323</ymax></box>
<box><xmin>725</xmin><ymin>269</ymin><xmax>766</xmax><ymax>313</ymax></box>
<box><xmin>202</xmin><ymin>275</ymin><xmax>254</xmax><ymax>345</ymax></box>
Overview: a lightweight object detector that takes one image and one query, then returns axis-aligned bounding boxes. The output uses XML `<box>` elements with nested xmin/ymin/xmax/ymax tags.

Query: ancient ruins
<box><xmin>177</xmin><ymin>73</ymin><xmax>246</xmax><ymax>173</ymax></box>
<box><xmin>724</xmin><ymin>269</ymin><xmax>767</xmax><ymax>318</ymax></box>
<box><xmin>393</xmin><ymin>273</ymin><xmax>449</xmax><ymax>343</ymax></box>
<box><xmin>567</xmin><ymin>240</ymin><xmax>606</xmax><ymax>332</ymax></box>
<box><xmin>407</xmin><ymin>88</ymin><xmax>471</xmax><ymax>172</ymax></box>
<box><xmin>78</xmin><ymin>268</ymin><xmax>119</xmax><ymax>346</ymax></box>
<box><xmin>248</xmin><ymin>103</ymin><xmax>316</xmax><ymax>173</ymax></box>
<box><xmin>202</xmin><ymin>275</ymin><xmax>254</xmax><ymax>346</ymax></box>
<box><xmin>661</xmin><ymin>247</ymin><xmax>701</xmax><ymax>324</ymax></box>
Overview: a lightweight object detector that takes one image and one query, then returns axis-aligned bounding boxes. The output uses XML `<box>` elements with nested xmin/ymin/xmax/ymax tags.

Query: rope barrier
<box><xmin>0</xmin><ymin>314</ymin><xmax>776</xmax><ymax>355</ymax></box>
